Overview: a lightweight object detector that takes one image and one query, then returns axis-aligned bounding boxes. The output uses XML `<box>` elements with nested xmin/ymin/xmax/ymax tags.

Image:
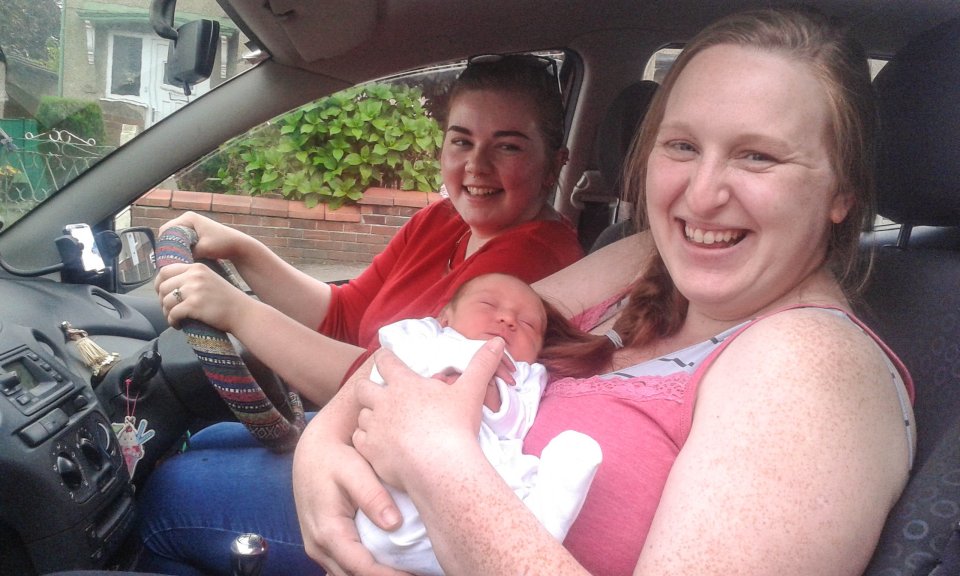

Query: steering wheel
<box><xmin>155</xmin><ymin>225</ymin><xmax>305</xmax><ymax>452</ymax></box>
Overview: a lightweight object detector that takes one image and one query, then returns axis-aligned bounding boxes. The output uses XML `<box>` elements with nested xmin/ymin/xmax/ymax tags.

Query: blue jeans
<box><xmin>135</xmin><ymin>420</ymin><xmax>325</xmax><ymax>576</ymax></box>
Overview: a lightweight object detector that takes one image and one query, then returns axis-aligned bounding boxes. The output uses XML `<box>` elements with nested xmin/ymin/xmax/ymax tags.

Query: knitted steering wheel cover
<box><xmin>155</xmin><ymin>225</ymin><xmax>304</xmax><ymax>452</ymax></box>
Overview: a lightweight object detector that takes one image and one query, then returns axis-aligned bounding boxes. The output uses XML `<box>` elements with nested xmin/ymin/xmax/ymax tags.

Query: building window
<box><xmin>110</xmin><ymin>35</ymin><xmax>142</xmax><ymax>97</ymax></box>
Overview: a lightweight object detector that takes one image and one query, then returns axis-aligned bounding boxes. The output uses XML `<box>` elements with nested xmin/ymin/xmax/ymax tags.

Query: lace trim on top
<box><xmin>545</xmin><ymin>371</ymin><xmax>688</xmax><ymax>404</ymax></box>
<box><xmin>544</xmin><ymin>321</ymin><xmax>747</xmax><ymax>403</ymax></box>
<box><xmin>570</xmin><ymin>291</ymin><xmax>630</xmax><ymax>331</ymax></box>
<box><xmin>553</xmin><ymin>305</ymin><xmax>916</xmax><ymax>469</ymax></box>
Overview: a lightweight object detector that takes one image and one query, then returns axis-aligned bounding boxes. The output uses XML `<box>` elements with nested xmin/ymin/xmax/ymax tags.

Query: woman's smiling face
<box><xmin>440</xmin><ymin>89</ymin><xmax>559</xmax><ymax>240</ymax></box>
<box><xmin>645</xmin><ymin>44</ymin><xmax>851</xmax><ymax>320</ymax></box>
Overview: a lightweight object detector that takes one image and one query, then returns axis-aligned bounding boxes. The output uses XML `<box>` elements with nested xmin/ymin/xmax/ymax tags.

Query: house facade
<box><xmin>9</xmin><ymin>0</ymin><xmax>245</xmax><ymax>146</ymax></box>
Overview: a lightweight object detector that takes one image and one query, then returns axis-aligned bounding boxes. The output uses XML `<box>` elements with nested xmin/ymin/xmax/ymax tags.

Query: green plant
<box><xmin>176</xmin><ymin>153</ymin><xmax>232</xmax><ymax>194</ymax></box>
<box><xmin>35</xmin><ymin>97</ymin><xmax>106</xmax><ymax>144</ymax></box>
<box><xmin>216</xmin><ymin>83</ymin><xmax>443</xmax><ymax>208</ymax></box>
<box><xmin>0</xmin><ymin>164</ymin><xmax>21</xmax><ymax>197</ymax></box>
<box><xmin>45</xmin><ymin>37</ymin><xmax>60</xmax><ymax>72</ymax></box>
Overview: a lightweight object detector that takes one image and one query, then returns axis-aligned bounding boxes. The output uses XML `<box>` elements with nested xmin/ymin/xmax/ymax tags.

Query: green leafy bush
<box><xmin>177</xmin><ymin>153</ymin><xmax>231</xmax><ymax>194</ymax></box>
<box><xmin>35</xmin><ymin>97</ymin><xmax>106</xmax><ymax>144</ymax></box>
<box><xmin>216</xmin><ymin>83</ymin><xmax>443</xmax><ymax>208</ymax></box>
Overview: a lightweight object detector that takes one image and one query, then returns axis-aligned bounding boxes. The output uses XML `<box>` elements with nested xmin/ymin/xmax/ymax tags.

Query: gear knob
<box><xmin>231</xmin><ymin>533</ymin><xmax>268</xmax><ymax>576</ymax></box>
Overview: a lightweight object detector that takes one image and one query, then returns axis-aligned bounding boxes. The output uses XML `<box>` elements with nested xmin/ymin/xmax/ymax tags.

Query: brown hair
<box><xmin>628</xmin><ymin>6</ymin><xmax>877</xmax><ymax>291</ymax></box>
<box><xmin>538</xmin><ymin>252</ymin><xmax>686</xmax><ymax>378</ymax></box>
<box><xmin>551</xmin><ymin>7</ymin><xmax>878</xmax><ymax>374</ymax></box>
<box><xmin>446</xmin><ymin>54</ymin><xmax>566</xmax><ymax>153</ymax></box>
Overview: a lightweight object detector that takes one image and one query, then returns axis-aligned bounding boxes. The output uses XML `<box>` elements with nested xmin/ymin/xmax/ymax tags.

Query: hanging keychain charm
<box><xmin>111</xmin><ymin>350</ymin><xmax>160</xmax><ymax>480</ymax></box>
<box><xmin>113</xmin><ymin>410</ymin><xmax>154</xmax><ymax>479</ymax></box>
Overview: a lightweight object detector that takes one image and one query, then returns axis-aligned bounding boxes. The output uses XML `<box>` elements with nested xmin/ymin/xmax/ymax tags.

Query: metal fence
<box><xmin>0</xmin><ymin>120</ymin><xmax>114</xmax><ymax>228</ymax></box>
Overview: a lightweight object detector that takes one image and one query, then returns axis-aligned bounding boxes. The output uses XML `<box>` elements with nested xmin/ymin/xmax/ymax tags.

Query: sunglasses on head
<box><xmin>466</xmin><ymin>53</ymin><xmax>562</xmax><ymax>95</ymax></box>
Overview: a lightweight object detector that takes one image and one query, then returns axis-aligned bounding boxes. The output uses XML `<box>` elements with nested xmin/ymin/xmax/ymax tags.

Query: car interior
<box><xmin>0</xmin><ymin>0</ymin><xmax>957</xmax><ymax>574</ymax></box>
<box><xmin>855</xmin><ymin>14</ymin><xmax>960</xmax><ymax>575</ymax></box>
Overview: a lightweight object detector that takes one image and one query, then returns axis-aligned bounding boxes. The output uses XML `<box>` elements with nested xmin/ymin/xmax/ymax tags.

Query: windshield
<box><xmin>0</xmin><ymin>0</ymin><xmax>249</xmax><ymax>228</ymax></box>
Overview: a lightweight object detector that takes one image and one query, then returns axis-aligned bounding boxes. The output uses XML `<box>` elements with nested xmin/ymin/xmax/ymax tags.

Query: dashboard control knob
<box><xmin>73</xmin><ymin>393</ymin><xmax>90</xmax><ymax>410</ymax></box>
<box><xmin>95</xmin><ymin>421</ymin><xmax>115</xmax><ymax>455</ymax></box>
<box><xmin>79</xmin><ymin>437</ymin><xmax>104</xmax><ymax>470</ymax></box>
<box><xmin>56</xmin><ymin>453</ymin><xmax>83</xmax><ymax>489</ymax></box>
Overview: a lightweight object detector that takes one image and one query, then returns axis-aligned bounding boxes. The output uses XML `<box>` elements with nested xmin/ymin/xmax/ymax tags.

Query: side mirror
<box><xmin>117</xmin><ymin>227</ymin><xmax>157</xmax><ymax>292</ymax></box>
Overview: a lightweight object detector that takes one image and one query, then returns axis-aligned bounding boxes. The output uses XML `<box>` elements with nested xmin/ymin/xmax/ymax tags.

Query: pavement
<box><xmin>298</xmin><ymin>262</ymin><xmax>368</xmax><ymax>282</ymax></box>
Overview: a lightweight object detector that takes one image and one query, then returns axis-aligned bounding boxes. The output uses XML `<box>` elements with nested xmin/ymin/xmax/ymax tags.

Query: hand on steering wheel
<box><xmin>156</xmin><ymin>225</ymin><xmax>305</xmax><ymax>452</ymax></box>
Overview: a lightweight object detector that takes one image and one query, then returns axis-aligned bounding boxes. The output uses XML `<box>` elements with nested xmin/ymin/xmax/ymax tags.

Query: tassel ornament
<box><xmin>61</xmin><ymin>321</ymin><xmax>120</xmax><ymax>377</ymax></box>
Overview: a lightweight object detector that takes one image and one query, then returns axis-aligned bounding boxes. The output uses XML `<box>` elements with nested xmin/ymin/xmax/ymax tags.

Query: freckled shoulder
<box><xmin>714</xmin><ymin>307</ymin><xmax>889</xmax><ymax>388</ymax></box>
<box><xmin>642</xmin><ymin>307</ymin><xmax>912</xmax><ymax>575</ymax></box>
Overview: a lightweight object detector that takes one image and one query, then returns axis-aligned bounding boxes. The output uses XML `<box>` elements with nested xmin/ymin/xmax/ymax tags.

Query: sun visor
<box><xmin>258</xmin><ymin>0</ymin><xmax>378</xmax><ymax>63</ymax></box>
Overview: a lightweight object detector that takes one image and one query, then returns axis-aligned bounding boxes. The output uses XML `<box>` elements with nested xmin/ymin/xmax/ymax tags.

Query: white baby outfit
<box><xmin>356</xmin><ymin>317</ymin><xmax>602</xmax><ymax>576</ymax></box>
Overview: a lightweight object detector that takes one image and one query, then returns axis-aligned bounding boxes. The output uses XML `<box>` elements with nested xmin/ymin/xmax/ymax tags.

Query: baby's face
<box><xmin>440</xmin><ymin>275</ymin><xmax>546</xmax><ymax>364</ymax></box>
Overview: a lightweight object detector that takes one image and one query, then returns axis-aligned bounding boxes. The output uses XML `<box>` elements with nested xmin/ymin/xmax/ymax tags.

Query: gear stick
<box><xmin>231</xmin><ymin>533</ymin><xmax>268</xmax><ymax>576</ymax></box>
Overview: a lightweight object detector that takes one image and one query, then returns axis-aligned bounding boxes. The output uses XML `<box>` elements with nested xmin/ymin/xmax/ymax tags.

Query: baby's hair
<box><xmin>444</xmin><ymin>273</ymin><xmax>601</xmax><ymax>379</ymax></box>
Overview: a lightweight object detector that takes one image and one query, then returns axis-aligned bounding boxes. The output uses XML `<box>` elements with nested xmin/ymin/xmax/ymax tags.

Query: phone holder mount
<box><xmin>57</xmin><ymin>234</ymin><xmax>98</xmax><ymax>284</ymax></box>
<box><xmin>56</xmin><ymin>231</ymin><xmax>122</xmax><ymax>287</ymax></box>
<box><xmin>0</xmin><ymin>231</ymin><xmax>118</xmax><ymax>280</ymax></box>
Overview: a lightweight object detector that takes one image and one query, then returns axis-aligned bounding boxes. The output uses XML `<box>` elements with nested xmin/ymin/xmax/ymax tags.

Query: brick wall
<box><xmin>132</xmin><ymin>187</ymin><xmax>443</xmax><ymax>267</ymax></box>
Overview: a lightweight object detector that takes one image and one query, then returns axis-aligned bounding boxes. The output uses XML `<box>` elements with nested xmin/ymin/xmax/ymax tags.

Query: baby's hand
<box><xmin>494</xmin><ymin>354</ymin><xmax>516</xmax><ymax>386</ymax></box>
<box><xmin>482</xmin><ymin>378</ymin><xmax>502</xmax><ymax>412</ymax></box>
<box><xmin>430</xmin><ymin>368</ymin><xmax>461</xmax><ymax>386</ymax></box>
<box><xmin>429</xmin><ymin>368</ymin><xmax>502</xmax><ymax>412</ymax></box>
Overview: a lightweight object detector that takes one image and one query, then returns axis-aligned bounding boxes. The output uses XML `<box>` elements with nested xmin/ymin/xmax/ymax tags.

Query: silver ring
<box><xmin>173</xmin><ymin>287</ymin><xmax>183</xmax><ymax>303</ymax></box>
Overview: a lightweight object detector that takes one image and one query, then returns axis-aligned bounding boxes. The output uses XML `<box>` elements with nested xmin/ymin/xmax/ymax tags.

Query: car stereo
<box><xmin>0</xmin><ymin>348</ymin><xmax>76</xmax><ymax>420</ymax></box>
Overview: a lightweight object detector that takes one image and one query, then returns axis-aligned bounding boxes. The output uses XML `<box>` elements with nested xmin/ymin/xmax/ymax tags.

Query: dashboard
<box><xmin>0</xmin><ymin>271</ymin><xmax>186</xmax><ymax>574</ymax></box>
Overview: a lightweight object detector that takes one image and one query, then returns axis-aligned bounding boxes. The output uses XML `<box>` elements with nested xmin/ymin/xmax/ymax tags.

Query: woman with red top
<box><xmin>296</xmin><ymin>7</ymin><xmax>916</xmax><ymax>576</ymax></box>
<box><xmin>134</xmin><ymin>55</ymin><xmax>582</xmax><ymax>576</ymax></box>
<box><xmin>154</xmin><ymin>54</ymin><xmax>583</xmax><ymax>408</ymax></box>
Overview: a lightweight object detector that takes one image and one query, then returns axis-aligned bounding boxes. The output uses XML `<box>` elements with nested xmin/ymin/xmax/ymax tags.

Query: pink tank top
<box><xmin>523</xmin><ymin>304</ymin><xmax>914</xmax><ymax>575</ymax></box>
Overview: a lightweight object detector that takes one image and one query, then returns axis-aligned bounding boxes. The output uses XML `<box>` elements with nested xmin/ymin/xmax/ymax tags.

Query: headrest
<box><xmin>596</xmin><ymin>80</ymin><xmax>659</xmax><ymax>196</ymax></box>
<box><xmin>874</xmin><ymin>16</ymin><xmax>960</xmax><ymax>226</ymax></box>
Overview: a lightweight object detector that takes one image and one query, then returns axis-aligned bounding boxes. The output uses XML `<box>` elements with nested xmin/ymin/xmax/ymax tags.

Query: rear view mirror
<box><xmin>164</xmin><ymin>19</ymin><xmax>220</xmax><ymax>95</ymax></box>
<box><xmin>150</xmin><ymin>0</ymin><xmax>219</xmax><ymax>96</ymax></box>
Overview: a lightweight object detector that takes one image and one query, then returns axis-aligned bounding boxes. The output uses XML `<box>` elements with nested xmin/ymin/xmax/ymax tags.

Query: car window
<box><xmin>149</xmin><ymin>51</ymin><xmax>567</xmax><ymax>212</ymax></box>
<box><xmin>156</xmin><ymin>63</ymin><xmax>463</xmax><ymax>211</ymax></box>
<box><xmin>116</xmin><ymin>60</ymin><xmax>465</xmax><ymax>283</ymax></box>
<box><xmin>0</xmin><ymin>0</ymin><xmax>249</xmax><ymax>228</ymax></box>
<box><xmin>118</xmin><ymin>52</ymin><xmax>569</xmax><ymax>282</ymax></box>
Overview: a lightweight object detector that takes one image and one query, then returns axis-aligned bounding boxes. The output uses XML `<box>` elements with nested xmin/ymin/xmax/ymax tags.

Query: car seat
<box><xmin>573</xmin><ymin>80</ymin><xmax>658</xmax><ymax>251</ymax></box>
<box><xmin>596</xmin><ymin>79</ymin><xmax>660</xmax><ymax>204</ymax></box>
<box><xmin>857</xmin><ymin>14</ymin><xmax>960</xmax><ymax>576</ymax></box>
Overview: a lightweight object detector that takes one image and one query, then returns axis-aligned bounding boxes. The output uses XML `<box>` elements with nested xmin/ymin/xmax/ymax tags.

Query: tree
<box><xmin>0</xmin><ymin>0</ymin><xmax>61</xmax><ymax>64</ymax></box>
